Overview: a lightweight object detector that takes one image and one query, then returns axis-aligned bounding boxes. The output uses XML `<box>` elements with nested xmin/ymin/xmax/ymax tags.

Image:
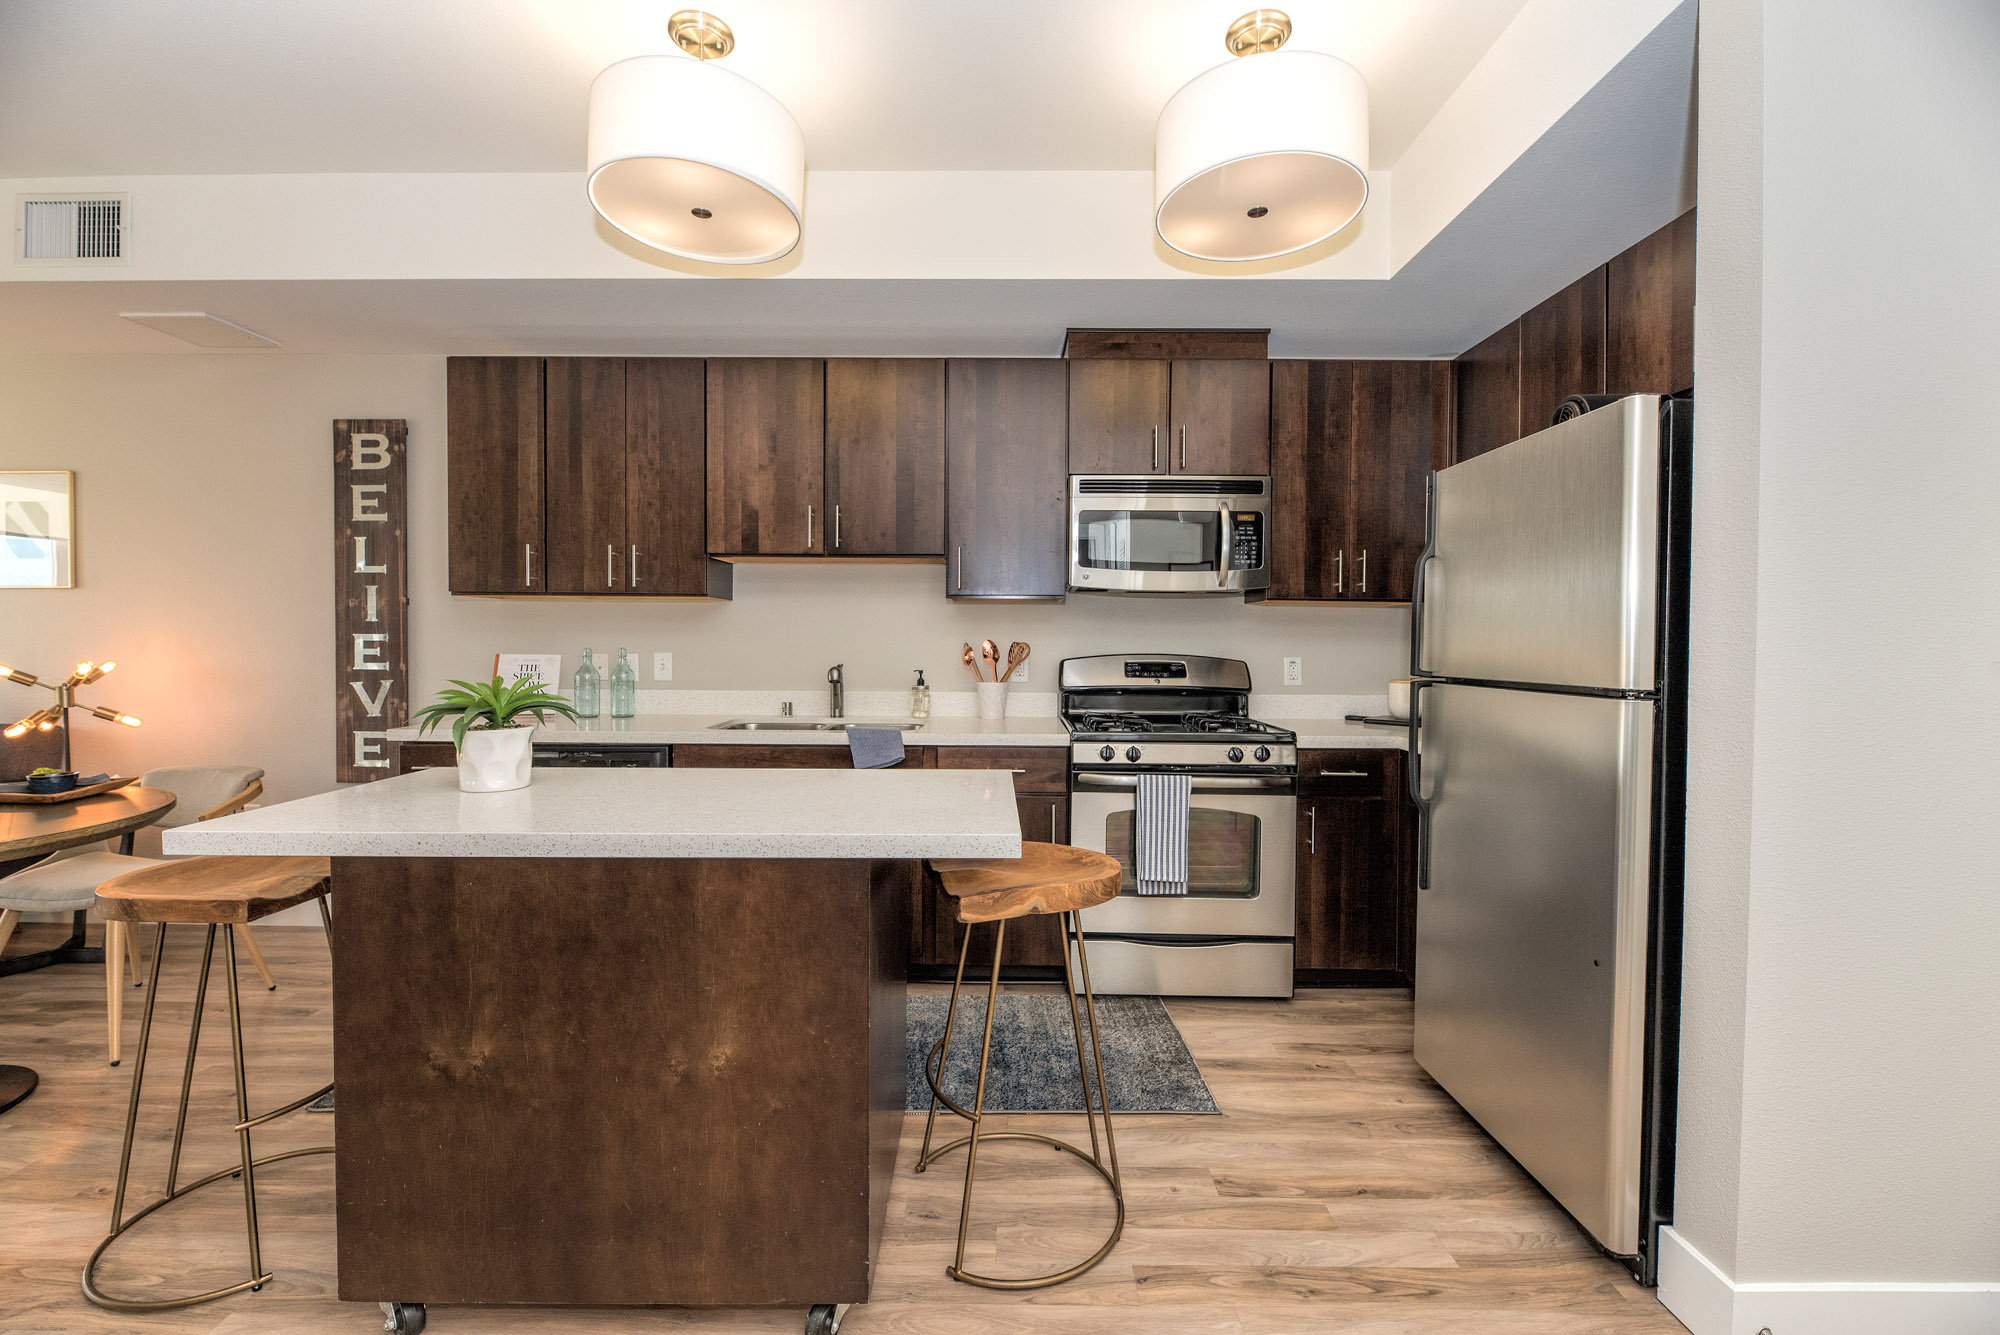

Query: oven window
<box><xmin>1076</xmin><ymin>509</ymin><xmax>1221</xmax><ymax>572</ymax></box>
<box><xmin>1103</xmin><ymin>808</ymin><xmax>1260</xmax><ymax>898</ymax></box>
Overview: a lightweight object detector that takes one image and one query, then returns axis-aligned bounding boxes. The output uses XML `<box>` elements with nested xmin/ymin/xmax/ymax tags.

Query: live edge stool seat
<box><xmin>83</xmin><ymin>854</ymin><xmax>335</xmax><ymax>1314</ymax></box>
<box><xmin>919</xmin><ymin>841</ymin><xmax>1126</xmax><ymax>1289</ymax></box>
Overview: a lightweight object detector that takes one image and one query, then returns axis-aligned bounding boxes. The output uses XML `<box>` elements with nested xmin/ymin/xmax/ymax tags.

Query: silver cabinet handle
<box><xmin>834</xmin><ymin>504</ymin><xmax>841</xmax><ymax>549</ymax></box>
<box><xmin>1335</xmin><ymin>549</ymin><xmax>1345</xmax><ymax>594</ymax></box>
<box><xmin>1151</xmin><ymin>425</ymin><xmax>1160</xmax><ymax>472</ymax></box>
<box><xmin>1050</xmin><ymin>801</ymin><xmax>1059</xmax><ymax>842</ymax></box>
<box><xmin>607</xmin><ymin>543</ymin><xmax>616</xmax><ymax>588</ymax></box>
<box><xmin>630</xmin><ymin>545</ymin><xmax>639</xmax><ymax>586</ymax></box>
<box><xmin>1179</xmin><ymin>424</ymin><xmax>1187</xmax><ymax>471</ymax></box>
<box><xmin>1359</xmin><ymin>549</ymin><xmax>1367</xmax><ymax>594</ymax></box>
<box><xmin>1307</xmin><ymin>806</ymin><xmax>1316</xmax><ymax>853</ymax></box>
<box><xmin>956</xmin><ymin>545</ymin><xmax>964</xmax><ymax>591</ymax></box>
<box><xmin>806</xmin><ymin>504</ymin><xmax>814</xmax><ymax>551</ymax></box>
<box><xmin>1315</xmin><ymin>770</ymin><xmax>1369</xmax><ymax>778</ymax></box>
<box><xmin>524</xmin><ymin>543</ymin><xmax>535</xmax><ymax>587</ymax></box>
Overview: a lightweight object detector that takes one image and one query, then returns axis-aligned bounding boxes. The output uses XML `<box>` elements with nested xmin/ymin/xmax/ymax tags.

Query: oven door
<box><xmin>1069</xmin><ymin>486</ymin><xmax>1270</xmax><ymax>594</ymax></box>
<box><xmin>1067</xmin><ymin>772</ymin><xmax>1296</xmax><ymax>937</ymax></box>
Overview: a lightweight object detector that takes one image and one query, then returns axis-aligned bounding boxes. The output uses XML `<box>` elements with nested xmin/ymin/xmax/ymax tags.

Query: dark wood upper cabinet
<box><xmin>1267</xmin><ymin>360</ymin><xmax>1444</xmax><ymax>603</ymax></box>
<box><xmin>447</xmin><ymin>357</ymin><xmax>544</xmax><ymax>594</ymax></box>
<box><xmin>1169</xmin><ymin>358</ymin><xmax>1270</xmax><ymax>473</ymax></box>
<box><xmin>824</xmin><ymin>359</ymin><xmax>945</xmax><ymax>555</ymax></box>
<box><xmin>1519</xmin><ymin>269</ymin><xmax>1607</xmax><ymax>435</ymax></box>
<box><xmin>1067</xmin><ymin>360</ymin><xmax>1170</xmax><ymax>474</ymax></box>
<box><xmin>544</xmin><ymin>358</ymin><xmax>629</xmax><ymax>594</ymax></box>
<box><xmin>1606</xmin><ymin>208</ymin><xmax>1696</xmax><ymax>395</ymax></box>
<box><xmin>1452</xmin><ymin>321</ymin><xmax>1522</xmax><ymax>464</ymax></box>
<box><xmin>946</xmin><ymin>359</ymin><xmax>1068</xmax><ymax>600</ymax></box>
<box><xmin>705</xmin><ymin>358</ymin><xmax>825</xmax><ymax>556</ymax></box>
<box><xmin>627</xmin><ymin>359</ymin><xmax>731</xmax><ymax>599</ymax></box>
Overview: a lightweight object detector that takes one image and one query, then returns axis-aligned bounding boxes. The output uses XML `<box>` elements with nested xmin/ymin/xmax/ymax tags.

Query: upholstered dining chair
<box><xmin>0</xmin><ymin>766</ymin><xmax>272</xmax><ymax>1064</ymax></box>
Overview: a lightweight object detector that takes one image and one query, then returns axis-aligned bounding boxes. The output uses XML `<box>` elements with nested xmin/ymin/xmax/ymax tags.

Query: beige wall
<box><xmin>0</xmin><ymin>353</ymin><xmax>1406</xmax><ymax>821</ymax></box>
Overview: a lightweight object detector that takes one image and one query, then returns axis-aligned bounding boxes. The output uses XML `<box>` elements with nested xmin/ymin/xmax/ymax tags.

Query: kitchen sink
<box><xmin>709</xmin><ymin>719</ymin><xmax>926</xmax><ymax>732</ymax></box>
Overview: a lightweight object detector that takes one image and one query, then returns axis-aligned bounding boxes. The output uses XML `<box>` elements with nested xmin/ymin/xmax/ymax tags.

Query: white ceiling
<box><xmin>0</xmin><ymin>0</ymin><xmax>1529</xmax><ymax>176</ymax></box>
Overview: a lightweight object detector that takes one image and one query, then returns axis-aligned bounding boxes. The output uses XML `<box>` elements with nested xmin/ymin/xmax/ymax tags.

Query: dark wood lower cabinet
<box><xmin>1296</xmin><ymin>750</ymin><xmax>1414</xmax><ymax>985</ymax></box>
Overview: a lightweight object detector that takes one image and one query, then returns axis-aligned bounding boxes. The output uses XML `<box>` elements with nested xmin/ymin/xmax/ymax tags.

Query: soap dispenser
<box><xmin>909</xmin><ymin>669</ymin><xmax>932</xmax><ymax>720</ymax></box>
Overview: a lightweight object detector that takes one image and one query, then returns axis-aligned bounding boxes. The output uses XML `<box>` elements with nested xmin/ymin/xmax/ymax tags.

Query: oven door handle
<box><xmin>1072</xmin><ymin>773</ymin><xmax>1294</xmax><ymax>792</ymax></box>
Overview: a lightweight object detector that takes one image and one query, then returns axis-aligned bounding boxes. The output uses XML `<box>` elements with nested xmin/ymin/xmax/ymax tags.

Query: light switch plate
<box><xmin>653</xmin><ymin>652</ymin><xmax>673</xmax><ymax>682</ymax></box>
<box><xmin>1282</xmin><ymin>656</ymin><xmax>1303</xmax><ymax>686</ymax></box>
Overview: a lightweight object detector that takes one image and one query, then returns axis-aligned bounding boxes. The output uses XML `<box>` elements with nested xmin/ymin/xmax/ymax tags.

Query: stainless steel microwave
<box><xmin>1068</xmin><ymin>475</ymin><xmax>1271</xmax><ymax>594</ymax></box>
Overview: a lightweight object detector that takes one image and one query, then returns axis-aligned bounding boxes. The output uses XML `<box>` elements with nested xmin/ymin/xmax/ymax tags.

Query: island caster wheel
<box><xmin>806</xmin><ymin>1303</ymin><xmax>841</xmax><ymax>1334</ymax></box>
<box><xmin>382</xmin><ymin>1301</ymin><xmax>426</xmax><ymax>1334</ymax></box>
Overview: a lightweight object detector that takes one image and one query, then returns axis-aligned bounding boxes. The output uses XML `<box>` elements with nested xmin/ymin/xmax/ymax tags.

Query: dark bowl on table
<box><xmin>26</xmin><ymin>771</ymin><xmax>79</xmax><ymax>794</ymax></box>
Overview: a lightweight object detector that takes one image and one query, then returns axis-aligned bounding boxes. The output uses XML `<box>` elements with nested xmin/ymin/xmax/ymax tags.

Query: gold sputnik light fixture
<box><xmin>2</xmin><ymin>658</ymin><xmax>141</xmax><ymax>769</ymax></box>
<box><xmin>1154</xmin><ymin>9</ymin><xmax>1372</xmax><ymax>262</ymax></box>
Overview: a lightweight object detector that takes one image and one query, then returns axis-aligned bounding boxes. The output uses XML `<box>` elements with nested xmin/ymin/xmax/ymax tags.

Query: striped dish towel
<box><xmin>1133</xmin><ymin>773</ymin><xmax>1192</xmax><ymax>895</ymax></box>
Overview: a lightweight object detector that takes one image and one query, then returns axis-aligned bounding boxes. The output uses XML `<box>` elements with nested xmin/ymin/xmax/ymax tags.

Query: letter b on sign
<box><xmin>351</xmin><ymin>433</ymin><xmax>393</xmax><ymax>470</ymax></box>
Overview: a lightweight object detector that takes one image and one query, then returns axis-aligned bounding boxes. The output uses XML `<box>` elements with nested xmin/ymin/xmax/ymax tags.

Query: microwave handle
<box><xmin>1217</xmin><ymin>503</ymin><xmax>1234</xmax><ymax>586</ymax></box>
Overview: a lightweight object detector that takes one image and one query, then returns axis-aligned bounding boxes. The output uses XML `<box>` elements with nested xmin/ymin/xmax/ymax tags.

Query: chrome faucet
<box><xmin>827</xmin><ymin>663</ymin><xmax>844</xmax><ymax>719</ymax></box>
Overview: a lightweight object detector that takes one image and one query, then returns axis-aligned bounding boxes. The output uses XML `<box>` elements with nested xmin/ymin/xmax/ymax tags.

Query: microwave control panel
<box><xmin>1229</xmin><ymin>512</ymin><xmax>1265</xmax><ymax>570</ymax></box>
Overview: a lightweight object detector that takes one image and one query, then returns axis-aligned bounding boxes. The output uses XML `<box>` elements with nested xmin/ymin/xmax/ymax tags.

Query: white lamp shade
<box><xmin>1154</xmin><ymin>49</ymin><xmax>1370</xmax><ymax>262</ymax></box>
<box><xmin>587</xmin><ymin>53</ymin><xmax>805</xmax><ymax>264</ymax></box>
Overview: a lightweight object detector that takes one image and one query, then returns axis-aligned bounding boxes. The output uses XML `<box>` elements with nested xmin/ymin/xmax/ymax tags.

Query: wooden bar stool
<box><xmin>918</xmin><ymin>842</ymin><xmax>1125</xmax><ymax>1289</ymax></box>
<box><xmin>82</xmin><ymin>855</ymin><xmax>335</xmax><ymax>1313</ymax></box>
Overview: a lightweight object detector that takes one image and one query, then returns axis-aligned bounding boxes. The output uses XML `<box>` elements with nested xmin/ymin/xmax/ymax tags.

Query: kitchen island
<box><xmin>166</xmin><ymin>767</ymin><xmax>1020</xmax><ymax>1329</ymax></box>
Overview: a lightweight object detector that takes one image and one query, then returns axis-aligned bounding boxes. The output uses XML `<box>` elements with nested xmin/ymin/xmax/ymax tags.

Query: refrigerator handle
<box><xmin>1409</xmin><ymin>472</ymin><xmax>1438</xmax><ymax>676</ymax></box>
<box><xmin>1407</xmin><ymin>679</ymin><xmax>1435</xmax><ymax>891</ymax></box>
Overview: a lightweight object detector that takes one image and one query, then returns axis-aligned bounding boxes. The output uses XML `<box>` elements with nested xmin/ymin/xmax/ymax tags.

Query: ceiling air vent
<box><xmin>17</xmin><ymin>194</ymin><xmax>126</xmax><ymax>263</ymax></box>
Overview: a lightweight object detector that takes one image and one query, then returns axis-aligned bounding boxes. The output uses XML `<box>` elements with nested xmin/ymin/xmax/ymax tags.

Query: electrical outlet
<box><xmin>653</xmin><ymin>652</ymin><xmax>673</xmax><ymax>682</ymax></box>
<box><xmin>1012</xmin><ymin>664</ymin><xmax>1030</xmax><ymax>684</ymax></box>
<box><xmin>1282</xmin><ymin>656</ymin><xmax>1303</xmax><ymax>686</ymax></box>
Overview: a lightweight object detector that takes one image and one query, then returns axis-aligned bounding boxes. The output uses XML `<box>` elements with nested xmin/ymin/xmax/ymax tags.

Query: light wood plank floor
<box><xmin>1</xmin><ymin>925</ymin><xmax>1688</xmax><ymax>1334</ymax></box>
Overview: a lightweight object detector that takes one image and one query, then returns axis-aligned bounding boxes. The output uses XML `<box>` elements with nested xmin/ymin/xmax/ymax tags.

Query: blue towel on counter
<box><xmin>846</xmin><ymin>727</ymin><xmax>906</xmax><ymax>770</ymax></box>
<box><xmin>1134</xmin><ymin>772</ymin><xmax>1191</xmax><ymax>895</ymax></box>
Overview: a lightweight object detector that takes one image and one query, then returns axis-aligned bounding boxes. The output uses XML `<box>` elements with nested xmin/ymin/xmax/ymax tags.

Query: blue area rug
<box><xmin>907</xmin><ymin>992</ymin><xmax>1218</xmax><ymax>1114</ymax></box>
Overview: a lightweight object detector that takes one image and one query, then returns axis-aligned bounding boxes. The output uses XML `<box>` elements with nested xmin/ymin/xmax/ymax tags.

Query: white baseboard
<box><xmin>1658</xmin><ymin>1226</ymin><xmax>2000</xmax><ymax>1335</ymax></box>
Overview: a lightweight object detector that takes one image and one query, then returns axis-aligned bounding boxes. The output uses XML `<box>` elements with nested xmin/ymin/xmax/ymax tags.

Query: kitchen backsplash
<box><xmin>597</xmin><ymin>689</ymin><xmax>1391</xmax><ymax>721</ymax></box>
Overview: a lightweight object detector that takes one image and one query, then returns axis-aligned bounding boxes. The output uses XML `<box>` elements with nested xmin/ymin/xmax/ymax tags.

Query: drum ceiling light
<box><xmin>587</xmin><ymin>10</ymin><xmax>805</xmax><ymax>264</ymax></box>
<box><xmin>1154</xmin><ymin>9</ymin><xmax>1371</xmax><ymax>262</ymax></box>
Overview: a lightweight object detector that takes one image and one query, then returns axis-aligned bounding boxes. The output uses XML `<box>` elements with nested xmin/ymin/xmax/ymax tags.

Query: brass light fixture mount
<box><xmin>1224</xmin><ymin>9</ymin><xmax>1292</xmax><ymax>57</ymax></box>
<box><xmin>668</xmin><ymin>10</ymin><xmax>736</xmax><ymax>61</ymax></box>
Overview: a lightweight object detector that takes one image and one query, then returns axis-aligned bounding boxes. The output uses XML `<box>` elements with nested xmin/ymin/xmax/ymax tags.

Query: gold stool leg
<box><xmin>1058</xmin><ymin>912</ymin><xmax>1103</xmax><ymax>1168</ymax></box>
<box><xmin>165</xmin><ymin>927</ymin><xmax>219</xmax><ymax>1196</ymax></box>
<box><xmin>949</xmin><ymin>918</ymin><xmax>1007</xmax><ymax>1282</ymax></box>
<box><xmin>1069</xmin><ymin>912</ymin><xmax>1123</xmax><ymax>1195</ymax></box>
<box><xmin>918</xmin><ymin>925</ymin><xmax>976</xmax><ymax>1171</ymax></box>
<box><xmin>222</xmin><ymin>926</ymin><xmax>268</xmax><ymax>1288</ymax></box>
<box><xmin>104</xmin><ymin>922</ymin><xmax>173</xmax><ymax>1235</ymax></box>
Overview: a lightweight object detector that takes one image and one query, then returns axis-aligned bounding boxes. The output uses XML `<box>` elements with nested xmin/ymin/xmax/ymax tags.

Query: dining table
<box><xmin>0</xmin><ymin>784</ymin><xmax>177</xmax><ymax>1114</ymax></box>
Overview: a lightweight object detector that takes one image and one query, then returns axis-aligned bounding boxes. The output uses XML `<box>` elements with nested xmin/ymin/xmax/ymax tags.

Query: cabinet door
<box><xmin>1267</xmin><ymin>360</ymin><xmax>1355</xmax><ymax>601</ymax></box>
<box><xmin>705</xmin><ymin>358</ymin><xmax>825</xmax><ymax>555</ymax></box>
<box><xmin>1606</xmin><ymin>209</ymin><xmax>1696</xmax><ymax>395</ymax></box>
<box><xmin>1348</xmin><ymin>361</ymin><xmax>1449</xmax><ymax>603</ymax></box>
<box><xmin>945</xmin><ymin>359</ymin><xmax>1069</xmax><ymax>599</ymax></box>
<box><xmin>626</xmin><ymin>358</ymin><xmax>725</xmax><ymax>598</ymax></box>
<box><xmin>1296</xmin><ymin>795</ymin><xmax>1404</xmax><ymax>973</ymax></box>
<box><xmin>1452</xmin><ymin>321</ymin><xmax>1522</xmax><ymax>463</ymax></box>
<box><xmin>544</xmin><ymin>358</ymin><xmax>628</xmax><ymax>594</ymax></box>
<box><xmin>1067</xmin><ymin>360</ymin><xmax>1169</xmax><ymax>474</ymax></box>
<box><xmin>1169</xmin><ymin>359</ymin><xmax>1270</xmax><ymax>473</ymax></box>
<box><xmin>447</xmin><ymin>357</ymin><xmax>544</xmax><ymax>594</ymax></box>
<box><xmin>825</xmin><ymin>359</ymin><xmax>945</xmax><ymax>555</ymax></box>
<box><xmin>1519</xmin><ymin>269</ymin><xmax>1607</xmax><ymax>435</ymax></box>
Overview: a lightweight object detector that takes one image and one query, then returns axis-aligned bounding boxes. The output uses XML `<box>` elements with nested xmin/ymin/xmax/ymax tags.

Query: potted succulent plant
<box><xmin>413</xmin><ymin>675</ymin><xmax>579</xmax><ymax>793</ymax></box>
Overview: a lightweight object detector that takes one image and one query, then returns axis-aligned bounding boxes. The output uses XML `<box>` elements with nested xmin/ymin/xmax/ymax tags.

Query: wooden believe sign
<box><xmin>334</xmin><ymin>420</ymin><xmax>409</xmax><ymax>782</ymax></box>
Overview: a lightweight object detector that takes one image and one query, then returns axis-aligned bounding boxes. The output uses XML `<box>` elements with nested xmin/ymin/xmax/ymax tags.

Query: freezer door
<box><xmin>1413</xmin><ymin>683</ymin><xmax>1655</xmax><ymax>1257</ymax></box>
<box><xmin>1418</xmin><ymin>395</ymin><xmax>1661</xmax><ymax>692</ymax></box>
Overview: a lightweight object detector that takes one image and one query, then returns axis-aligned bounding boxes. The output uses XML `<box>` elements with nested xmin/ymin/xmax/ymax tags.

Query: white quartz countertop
<box><xmin>1271</xmin><ymin>717</ymin><xmax>1411</xmax><ymax>750</ymax></box>
<box><xmin>384</xmin><ymin>715</ymin><xmax>1072</xmax><ymax>748</ymax></box>
<box><xmin>164</xmin><ymin>768</ymin><xmax>1024</xmax><ymax>860</ymax></box>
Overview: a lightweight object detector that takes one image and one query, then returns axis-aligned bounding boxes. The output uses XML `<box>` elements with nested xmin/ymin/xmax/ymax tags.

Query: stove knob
<box><xmin>1125</xmin><ymin>746</ymin><xmax>1142</xmax><ymax>763</ymax></box>
<box><xmin>1227</xmin><ymin>747</ymin><xmax>1245</xmax><ymax>763</ymax></box>
<box><xmin>1253</xmin><ymin>745</ymin><xmax>1271</xmax><ymax>762</ymax></box>
<box><xmin>1098</xmin><ymin>744</ymin><xmax>1116</xmax><ymax>762</ymax></box>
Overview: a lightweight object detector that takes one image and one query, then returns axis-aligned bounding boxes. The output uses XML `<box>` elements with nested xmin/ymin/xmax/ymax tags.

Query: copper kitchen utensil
<box><xmin>980</xmin><ymin>639</ymin><xmax>1001</xmax><ymax>680</ymax></box>
<box><xmin>1000</xmin><ymin>641</ymin><xmax>1031</xmax><ymax>682</ymax></box>
<box><xmin>962</xmin><ymin>642</ymin><xmax>985</xmax><ymax>682</ymax></box>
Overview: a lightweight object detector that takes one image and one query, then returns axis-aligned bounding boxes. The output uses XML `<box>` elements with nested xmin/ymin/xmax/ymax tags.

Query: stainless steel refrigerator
<box><xmin>1409</xmin><ymin>392</ymin><xmax>1689</xmax><ymax>1285</ymax></box>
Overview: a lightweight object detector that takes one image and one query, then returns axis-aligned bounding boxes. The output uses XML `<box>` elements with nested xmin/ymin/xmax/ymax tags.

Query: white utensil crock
<box><xmin>458</xmin><ymin>726</ymin><xmax>534</xmax><ymax>792</ymax></box>
<box><xmin>975</xmin><ymin>682</ymin><xmax>1009</xmax><ymax>721</ymax></box>
<box><xmin>1388</xmin><ymin>679</ymin><xmax>1414</xmax><ymax>719</ymax></box>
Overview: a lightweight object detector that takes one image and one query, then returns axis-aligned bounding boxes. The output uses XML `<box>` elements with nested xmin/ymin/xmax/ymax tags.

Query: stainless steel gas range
<box><xmin>1061</xmin><ymin>654</ymin><xmax>1297</xmax><ymax>998</ymax></box>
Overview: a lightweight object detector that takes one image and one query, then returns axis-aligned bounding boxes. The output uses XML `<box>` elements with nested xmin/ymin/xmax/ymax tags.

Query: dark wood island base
<box><xmin>328</xmin><ymin>854</ymin><xmax>910</xmax><ymax>1314</ymax></box>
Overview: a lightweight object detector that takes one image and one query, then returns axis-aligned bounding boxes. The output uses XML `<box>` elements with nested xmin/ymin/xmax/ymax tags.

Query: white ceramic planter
<box><xmin>975</xmin><ymin>682</ymin><xmax>1009</xmax><ymax>721</ymax></box>
<box><xmin>457</xmin><ymin>726</ymin><xmax>534</xmax><ymax>793</ymax></box>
